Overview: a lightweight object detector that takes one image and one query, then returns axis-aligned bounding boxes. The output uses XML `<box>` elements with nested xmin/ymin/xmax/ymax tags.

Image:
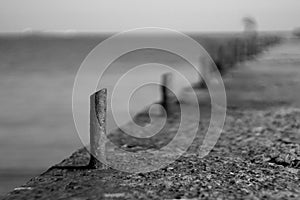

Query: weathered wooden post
<box><xmin>199</xmin><ymin>55</ymin><xmax>210</xmax><ymax>89</ymax></box>
<box><xmin>88</xmin><ymin>88</ymin><xmax>107</xmax><ymax>169</ymax></box>
<box><xmin>236</xmin><ymin>39</ymin><xmax>243</xmax><ymax>62</ymax></box>
<box><xmin>242</xmin><ymin>39</ymin><xmax>248</xmax><ymax>61</ymax></box>
<box><xmin>161</xmin><ymin>73</ymin><xmax>173</xmax><ymax>117</ymax></box>
<box><xmin>232</xmin><ymin>39</ymin><xmax>241</xmax><ymax>65</ymax></box>
<box><xmin>216</xmin><ymin>45</ymin><xmax>224</xmax><ymax>74</ymax></box>
<box><xmin>225</xmin><ymin>43</ymin><xmax>234</xmax><ymax>68</ymax></box>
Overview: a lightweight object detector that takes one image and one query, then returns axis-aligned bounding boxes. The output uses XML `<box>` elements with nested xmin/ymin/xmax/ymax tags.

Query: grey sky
<box><xmin>0</xmin><ymin>0</ymin><xmax>299</xmax><ymax>32</ymax></box>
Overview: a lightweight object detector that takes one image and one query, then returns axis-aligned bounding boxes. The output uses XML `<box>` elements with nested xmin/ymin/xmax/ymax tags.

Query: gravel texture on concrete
<box><xmin>3</xmin><ymin>106</ymin><xmax>300</xmax><ymax>200</ymax></box>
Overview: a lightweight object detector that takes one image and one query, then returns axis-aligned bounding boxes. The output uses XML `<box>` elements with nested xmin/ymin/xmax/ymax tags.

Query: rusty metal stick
<box><xmin>161</xmin><ymin>73</ymin><xmax>173</xmax><ymax>117</ymax></box>
<box><xmin>88</xmin><ymin>88</ymin><xmax>107</xmax><ymax>169</ymax></box>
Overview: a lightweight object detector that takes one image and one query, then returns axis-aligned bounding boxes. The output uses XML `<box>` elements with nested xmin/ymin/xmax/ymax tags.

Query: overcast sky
<box><xmin>0</xmin><ymin>0</ymin><xmax>299</xmax><ymax>32</ymax></box>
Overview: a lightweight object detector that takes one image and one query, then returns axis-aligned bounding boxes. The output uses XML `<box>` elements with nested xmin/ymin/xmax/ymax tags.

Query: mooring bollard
<box><xmin>88</xmin><ymin>88</ymin><xmax>107</xmax><ymax>169</ymax></box>
<box><xmin>161</xmin><ymin>73</ymin><xmax>173</xmax><ymax>117</ymax></box>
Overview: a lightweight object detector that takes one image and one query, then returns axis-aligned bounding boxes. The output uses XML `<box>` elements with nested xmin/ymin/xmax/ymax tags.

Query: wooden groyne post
<box><xmin>161</xmin><ymin>73</ymin><xmax>173</xmax><ymax>117</ymax></box>
<box><xmin>88</xmin><ymin>88</ymin><xmax>107</xmax><ymax>169</ymax></box>
<box><xmin>198</xmin><ymin>55</ymin><xmax>210</xmax><ymax>89</ymax></box>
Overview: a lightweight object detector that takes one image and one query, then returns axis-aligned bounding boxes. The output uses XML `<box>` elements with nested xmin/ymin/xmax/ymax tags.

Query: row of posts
<box><xmin>88</xmin><ymin>73</ymin><xmax>173</xmax><ymax>169</ymax></box>
<box><xmin>208</xmin><ymin>35</ymin><xmax>281</xmax><ymax>76</ymax></box>
<box><xmin>88</xmin><ymin>34</ymin><xmax>281</xmax><ymax>169</ymax></box>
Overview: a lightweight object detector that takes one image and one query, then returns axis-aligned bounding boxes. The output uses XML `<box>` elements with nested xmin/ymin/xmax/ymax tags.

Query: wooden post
<box><xmin>199</xmin><ymin>55</ymin><xmax>210</xmax><ymax>88</ymax></box>
<box><xmin>216</xmin><ymin>45</ymin><xmax>224</xmax><ymax>74</ymax></box>
<box><xmin>161</xmin><ymin>73</ymin><xmax>173</xmax><ymax>117</ymax></box>
<box><xmin>236</xmin><ymin>39</ymin><xmax>243</xmax><ymax>62</ymax></box>
<box><xmin>88</xmin><ymin>88</ymin><xmax>107</xmax><ymax>169</ymax></box>
<box><xmin>244</xmin><ymin>39</ymin><xmax>249</xmax><ymax>59</ymax></box>
<box><xmin>233</xmin><ymin>39</ymin><xmax>240</xmax><ymax>64</ymax></box>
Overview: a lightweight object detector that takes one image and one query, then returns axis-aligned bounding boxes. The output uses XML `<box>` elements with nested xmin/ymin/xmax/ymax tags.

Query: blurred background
<box><xmin>0</xmin><ymin>0</ymin><xmax>300</xmax><ymax>196</ymax></box>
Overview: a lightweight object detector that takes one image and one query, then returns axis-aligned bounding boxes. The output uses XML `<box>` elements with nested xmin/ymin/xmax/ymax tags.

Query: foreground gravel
<box><xmin>3</xmin><ymin>106</ymin><xmax>300</xmax><ymax>200</ymax></box>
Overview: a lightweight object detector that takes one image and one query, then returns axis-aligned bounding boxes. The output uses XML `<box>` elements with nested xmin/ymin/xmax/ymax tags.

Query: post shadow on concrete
<box><xmin>45</xmin><ymin>89</ymin><xmax>108</xmax><ymax>171</ymax></box>
<box><xmin>45</xmin><ymin>72</ymin><xmax>177</xmax><ymax>172</ymax></box>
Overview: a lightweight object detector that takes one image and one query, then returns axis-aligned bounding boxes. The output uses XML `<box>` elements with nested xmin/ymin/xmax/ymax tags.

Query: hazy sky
<box><xmin>0</xmin><ymin>0</ymin><xmax>299</xmax><ymax>32</ymax></box>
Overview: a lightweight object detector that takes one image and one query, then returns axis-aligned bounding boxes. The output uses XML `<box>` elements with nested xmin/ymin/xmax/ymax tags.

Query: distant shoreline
<box><xmin>0</xmin><ymin>30</ymin><xmax>290</xmax><ymax>38</ymax></box>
